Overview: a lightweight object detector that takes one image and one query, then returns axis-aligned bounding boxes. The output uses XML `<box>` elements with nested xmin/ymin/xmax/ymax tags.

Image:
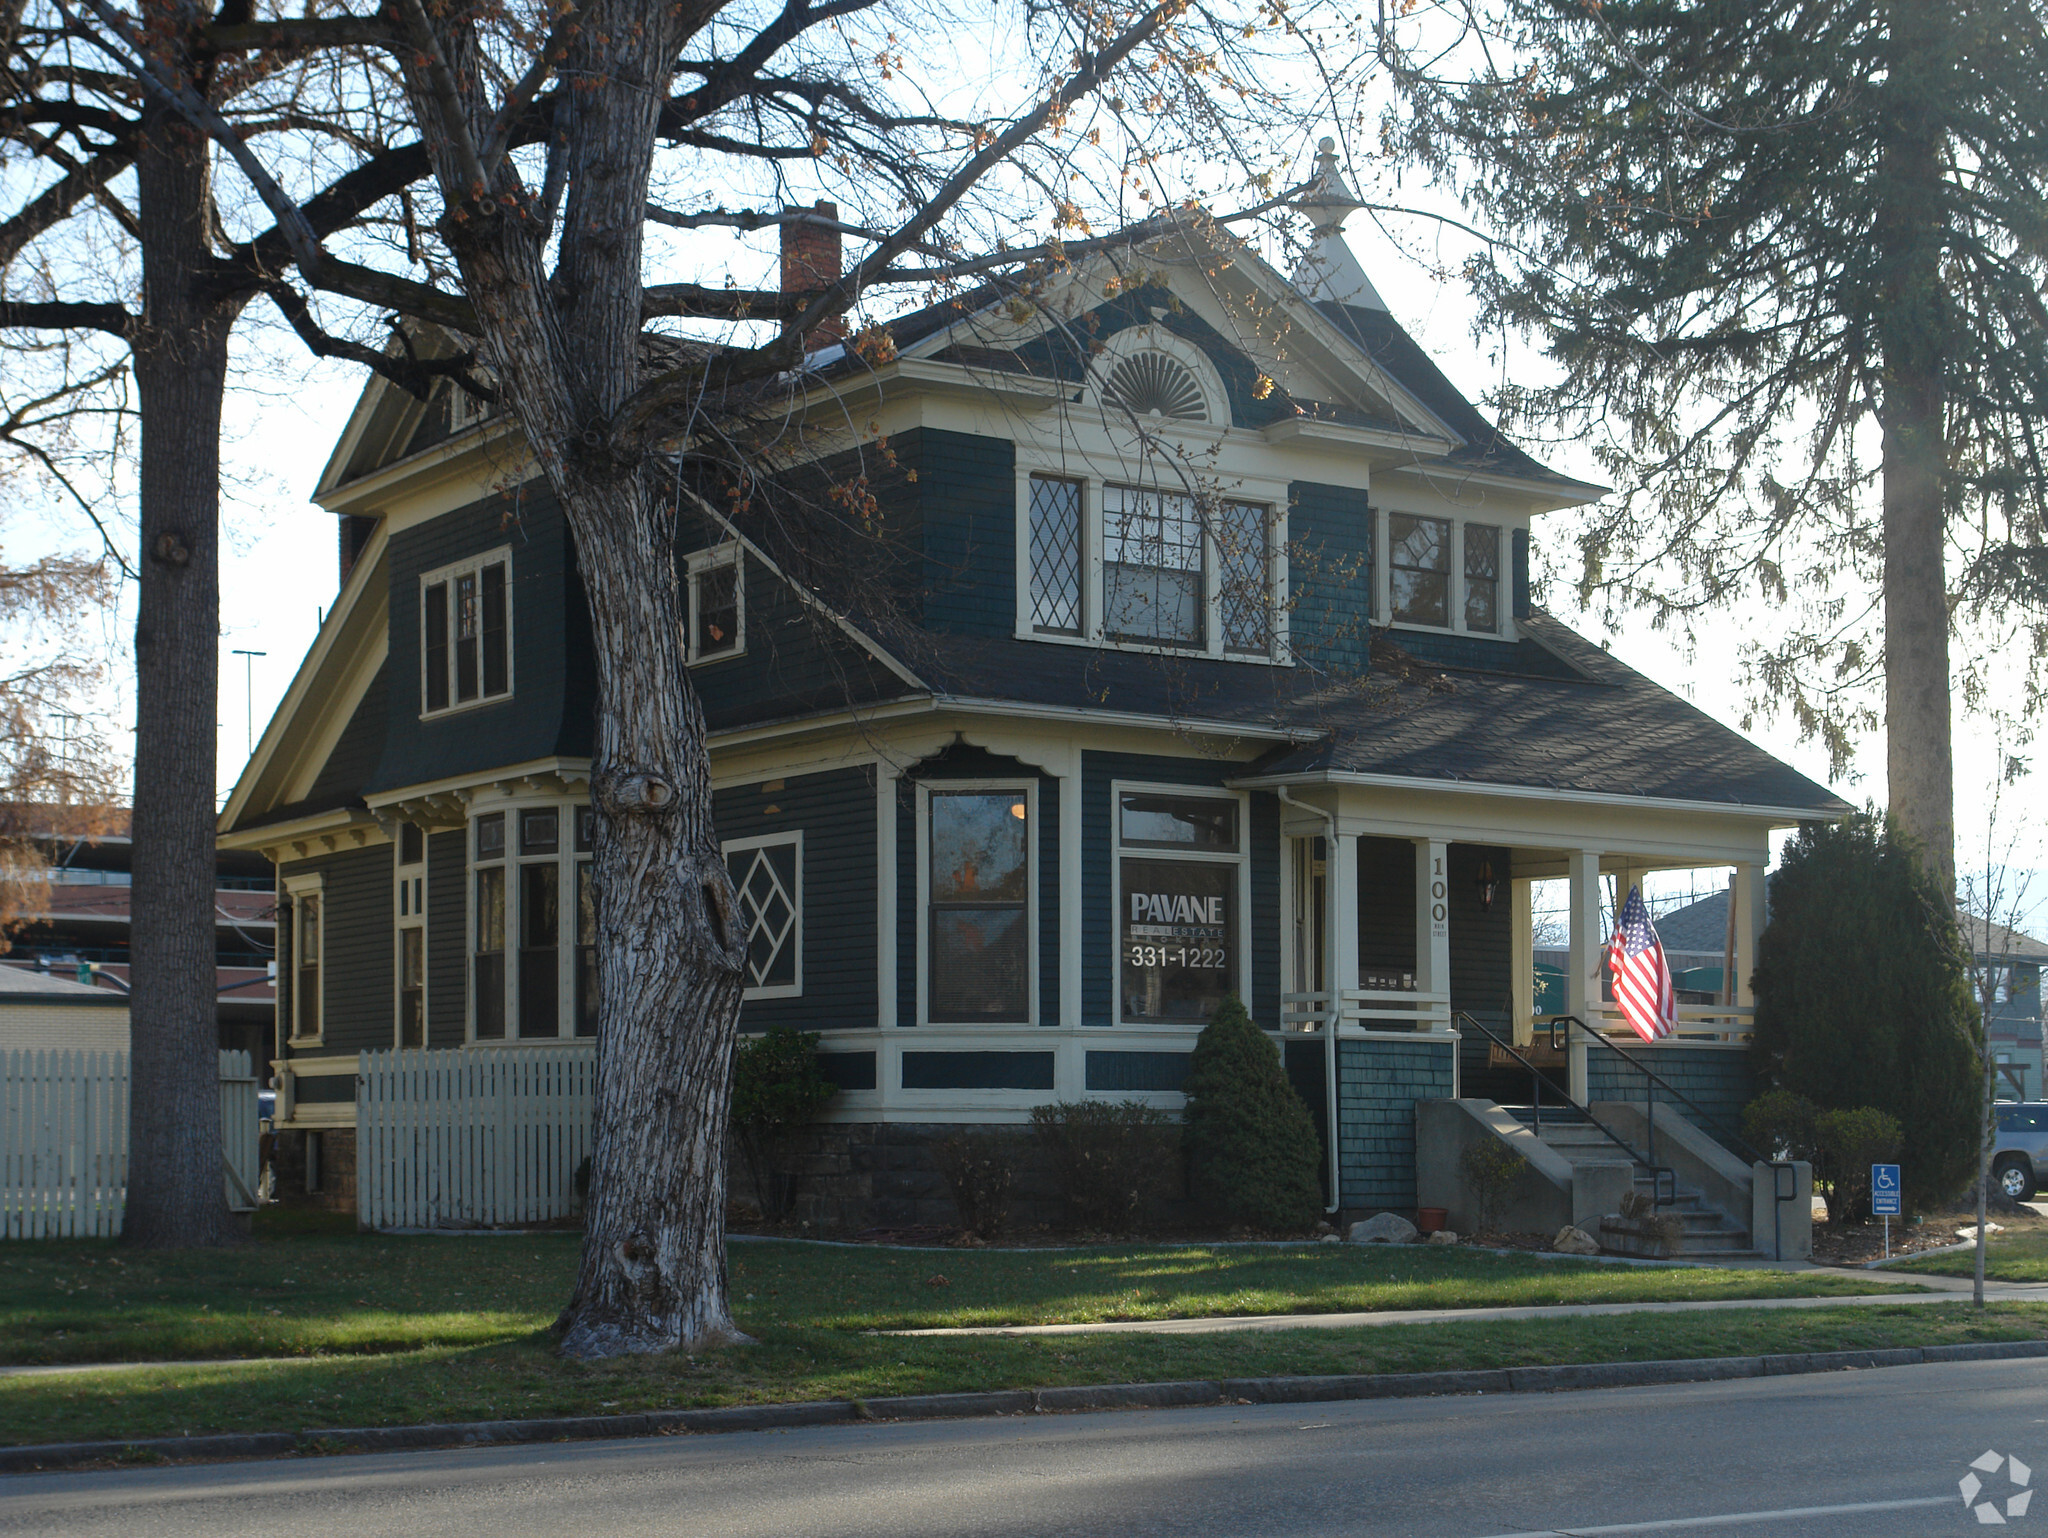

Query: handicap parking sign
<box><xmin>1872</xmin><ymin>1163</ymin><xmax>1902</xmax><ymax>1216</ymax></box>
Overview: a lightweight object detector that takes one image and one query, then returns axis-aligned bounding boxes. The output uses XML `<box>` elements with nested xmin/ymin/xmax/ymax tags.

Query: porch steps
<box><xmin>1500</xmin><ymin>1107</ymin><xmax>1761</xmax><ymax>1259</ymax></box>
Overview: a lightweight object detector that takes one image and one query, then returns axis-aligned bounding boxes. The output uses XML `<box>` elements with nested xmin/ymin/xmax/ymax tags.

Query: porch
<box><xmin>1256</xmin><ymin>781</ymin><xmax>1778</xmax><ymax>1237</ymax></box>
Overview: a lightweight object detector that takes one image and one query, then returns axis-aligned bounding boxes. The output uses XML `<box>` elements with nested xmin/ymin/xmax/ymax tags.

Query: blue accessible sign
<box><xmin>1872</xmin><ymin>1163</ymin><xmax>1902</xmax><ymax>1216</ymax></box>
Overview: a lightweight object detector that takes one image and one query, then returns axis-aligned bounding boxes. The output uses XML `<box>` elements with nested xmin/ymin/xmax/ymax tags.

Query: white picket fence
<box><xmin>0</xmin><ymin>1049</ymin><xmax>259</xmax><ymax>1240</ymax></box>
<box><xmin>356</xmin><ymin>1045</ymin><xmax>595</xmax><ymax>1230</ymax></box>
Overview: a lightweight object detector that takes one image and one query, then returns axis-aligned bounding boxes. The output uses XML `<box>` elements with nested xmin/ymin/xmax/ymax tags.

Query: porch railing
<box><xmin>1280</xmin><ymin>990</ymin><xmax>1453</xmax><ymax>1032</ymax></box>
<box><xmin>1579</xmin><ymin>1003</ymin><xmax>1754</xmax><ymax>1043</ymax></box>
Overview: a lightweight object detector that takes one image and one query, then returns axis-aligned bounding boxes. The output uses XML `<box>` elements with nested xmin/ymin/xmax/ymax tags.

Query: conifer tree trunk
<box><xmin>122</xmin><ymin>97</ymin><xmax>242</xmax><ymax>1249</ymax></box>
<box><xmin>1877</xmin><ymin>0</ymin><xmax>1956</xmax><ymax>895</ymax></box>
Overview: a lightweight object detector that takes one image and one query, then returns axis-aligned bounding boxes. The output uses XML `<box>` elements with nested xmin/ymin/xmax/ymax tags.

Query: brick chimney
<box><xmin>780</xmin><ymin>200</ymin><xmax>845</xmax><ymax>345</ymax></box>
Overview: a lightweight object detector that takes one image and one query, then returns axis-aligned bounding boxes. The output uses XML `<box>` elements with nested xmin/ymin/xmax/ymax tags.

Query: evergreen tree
<box><xmin>1751</xmin><ymin>812</ymin><xmax>1981</xmax><ymax>1202</ymax></box>
<box><xmin>1182</xmin><ymin>996</ymin><xmax>1325</xmax><ymax>1229</ymax></box>
<box><xmin>1382</xmin><ymin>1</ymin><xmax>2048</xmax><ymax>890</ymax></box>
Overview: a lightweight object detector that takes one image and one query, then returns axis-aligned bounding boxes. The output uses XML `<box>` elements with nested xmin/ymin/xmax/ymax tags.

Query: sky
<box><xmin>16</xmin><ymin>111</ymin><xmax>2039</xmax><ymax>939</ymax></box>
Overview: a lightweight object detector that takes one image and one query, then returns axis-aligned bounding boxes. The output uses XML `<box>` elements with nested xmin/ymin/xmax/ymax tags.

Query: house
<box><xmin>1964</xmin><ymin>914</ymin><xmax>2046</xmax><ymax>1100</ymax></box>
<box><xmin>218</xmin><ymin>152</ymin><xmax>1847</xmax><ymax>1232</ymax></box>
<box><xmin>0</xmin><ymin>825</ymin><xmax>277</xmax><ymax>1063</ymax></box>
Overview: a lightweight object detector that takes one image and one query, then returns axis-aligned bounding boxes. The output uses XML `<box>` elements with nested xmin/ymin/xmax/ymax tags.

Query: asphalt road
<box><xmin>5</xmin><ymin>1358</ymin><xmax>2046</xmax><ymax>1537</ymax></box>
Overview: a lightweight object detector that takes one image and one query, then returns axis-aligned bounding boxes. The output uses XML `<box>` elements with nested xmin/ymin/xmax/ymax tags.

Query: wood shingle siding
<box><xmin>1337</xmin><ymin>1035</ymin><xmax>1457</xmax><ymax>1210</ymax></box>
<box><xmin>714</xmin><ymin>766</ymin><xmax>878</xmax><ymax>1033</ymax></box>
<box><xmin>427</xmin><ymin>829</ymin><xmax>467</xmax><ymax>1045</ymax></box>
<box><xmin>1586</xmin><ymin>1042</ymin><xmax>1756</xmax><ymax>1146</ymax></box>
<box><xmin>1287</xmin><ymin>481</ymin><xmax>1373</xmax><ymax>678</ymax></box>
<box><xmin>373</xmin><ymin>485</ymin><xmax>581</xmax><ymax>794</ymax></box>
<box><xmin>914</xmin><ymin>429</ymin><xmax>1016</xmax><ymax>637</ymax></box>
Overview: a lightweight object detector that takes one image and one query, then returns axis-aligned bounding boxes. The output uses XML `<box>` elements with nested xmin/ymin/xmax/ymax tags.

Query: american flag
<box><xmin>1608</xmin><ymin>885</ymin><xmax>1676</xmax><ymax>1042</ymax></box>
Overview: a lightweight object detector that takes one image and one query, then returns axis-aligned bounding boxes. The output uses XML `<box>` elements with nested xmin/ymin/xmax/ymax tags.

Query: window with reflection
<box><xmin>927</xmin><ymin>789</ymin><xmax>1030</xmax><ymax>1022</ymax></box>
<box><xmin>1117</xmin><ymin>791</ymin><xmax>1242</xmax><ymax>1025</ymax></box>
<box><xmin>1389</xmin><ymin>513</ymin><xmax>1450</xmax><ymax>627</ymax></box>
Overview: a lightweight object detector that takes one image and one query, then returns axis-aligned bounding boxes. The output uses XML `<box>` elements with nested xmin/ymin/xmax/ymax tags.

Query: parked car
<box><xmin>1991</xmin><ymin>1103</ymin><xmax>2048</xmax><ymax>1200</ymax></box>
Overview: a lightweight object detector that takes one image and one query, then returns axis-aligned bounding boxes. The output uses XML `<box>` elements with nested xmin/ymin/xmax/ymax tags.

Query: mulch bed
<box><xmin>1809</xmin><ymin>1221</ymin><xmax>1970</xmax><ymax>1267</ymax></box>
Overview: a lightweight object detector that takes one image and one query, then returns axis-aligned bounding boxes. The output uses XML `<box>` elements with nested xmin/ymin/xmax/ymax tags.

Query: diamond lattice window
<box><xmin>728</xmin><ymin>838</ymin><xmax>801</xmax><ymax>994</ymax></box>
<box><xmin>1103</xmin><ymin>351</ymin><xmax>1207</xmax><ymax>422</ymax></box>
<box><xmin>1028</xmin><ymin>476</ymin><xmax>1083</xmax><ymax>633</ymax></box>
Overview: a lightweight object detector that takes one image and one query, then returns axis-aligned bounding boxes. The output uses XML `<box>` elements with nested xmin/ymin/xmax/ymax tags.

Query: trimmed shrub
<box><xmin>1029</xmin><ymin>1100</ymin><xmax>1175</xmax><ymax>1233</ymax></box>
<box><xmin>1181</xmin><ymin>995</ymin><xmax>1324</xmax><ymax>1230</ymax></box>
<box><xmin>1742</xmin><ymin>1088</ymin><xmax>1821</xmax><ymax>1164</ymax></box>
<box><xmin>730</xmin><ymin>1025</ymin><xmax>838</xmax><ymax>1223</ymax></box>
<box><xmin>1813</xmin><ymin>1105</ymin><xmax>1905</xmax><ymax>1225</ymax></box>
<box><xmin>1751</xmin><ymin>811</ymin><xmax>1980</xmax><ymax>1206</ymax></box>
<box><xmin>934</xmin><ymin>1131</ymin><xmax>1015</xmax><ymax>1239</ymax></box>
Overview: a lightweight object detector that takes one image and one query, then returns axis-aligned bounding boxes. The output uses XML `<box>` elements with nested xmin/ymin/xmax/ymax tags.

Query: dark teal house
<box><xmin>221</xmin><ymin>178</ymin><xmax>1847</xmax><ymax>1228</ymax></box>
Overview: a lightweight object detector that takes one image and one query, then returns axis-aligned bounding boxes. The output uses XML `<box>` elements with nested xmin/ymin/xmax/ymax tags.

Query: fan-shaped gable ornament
<box><xmin>1103</xmin><ymin>350</ymin><xmax>1208</xmax><ymax>422</ymax></box>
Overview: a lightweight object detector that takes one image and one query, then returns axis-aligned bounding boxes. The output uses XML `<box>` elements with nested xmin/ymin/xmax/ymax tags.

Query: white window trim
<box><xmin>284</xmin><ymin>870</ymin><xmax>324</xmax><ymax>1046</ymax></box>
<box><xmin>723</xmin><ymin>830</ymin><xmax>804</xmax><ymax>1001</ymax></box>
<box><xmin>1013</xmin><ymin>465</ymin><xmax>1291</xmax><ymax>665</ymax></box>
<box><xmin>1378</xmin><ymin>507</ymin><xmax>1516</xmax><ymax>641</ymax></box>
<box><xmin>467</xmin><ymin>799</ymin><xmax>601</xmax><ymax>1045</ymax></box>
<box><xmin>915</xmin><ymin>779</ymin><xmax>1039</xmax><ymax>1029</ymax></box>
<box><xmin>419</xmin><ymin>546</ymin><xmax>515</xmax><ymax>719</ymax></box>
<box><xmin>394</xmin><ymin>836</ymin><xmax>427</xmax><ymax>1050</ymax></box>
<box><xmin>1109</xmin><ymin>780</ymin><xmax>1252</xmax><ymax>1031</ymax></box>
<box><xmin>686</xmin><ymin>541</ymin><xmax>746</xmax><ymax>665</ymax></box>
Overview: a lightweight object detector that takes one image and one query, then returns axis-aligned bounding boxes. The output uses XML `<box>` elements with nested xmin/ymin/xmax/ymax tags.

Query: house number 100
<box><xmin>1430</xmin><ymin>855</ymin><xmax>1448</xmax><ymax>937</ymax></box>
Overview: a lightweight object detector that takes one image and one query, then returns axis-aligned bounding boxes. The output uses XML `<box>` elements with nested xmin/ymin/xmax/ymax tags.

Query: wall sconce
<box><xmin>1477</xmin><ymin>859</ymin><xmax>1498</xmax><ymax>911</ymax></box>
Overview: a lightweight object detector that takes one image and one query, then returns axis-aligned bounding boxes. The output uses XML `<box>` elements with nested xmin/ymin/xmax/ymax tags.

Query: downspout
<box><xmin>1277</xmin><ymin>786</ymin><xmax>1342</xmax><ymax>1216</ymax></box>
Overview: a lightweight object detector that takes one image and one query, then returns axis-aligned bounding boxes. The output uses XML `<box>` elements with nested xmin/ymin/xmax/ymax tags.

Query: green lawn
<box><xmin>0</xmin><ymin>1230</ymin><xmax>1909</xmax><ymax>1369</ymax></box>
<box><xmin>1897</xmin><ymin>1229</ymin><xmax>2048</xmax><ymax>1282</ymax></box>
<box><xmin>4</xmin><ymin>1303</ymin><xmax>2040</xmax><ymax>1449</ymax></box>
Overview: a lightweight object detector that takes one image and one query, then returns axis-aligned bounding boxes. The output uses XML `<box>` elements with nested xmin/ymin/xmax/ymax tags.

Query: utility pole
<box><xmin>230</xmin><ymin>650</ymin><xmax>266</xmax><ymax>757</ymax></box>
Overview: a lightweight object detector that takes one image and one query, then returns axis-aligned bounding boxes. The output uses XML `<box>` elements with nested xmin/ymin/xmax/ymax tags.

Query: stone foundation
<box><xmin>730</xmin><ymin>1122</ymin><xmax>1196</xmax><ymax>1234</ymax></box>
<box><xmin>271</xmin><ymin>1127</ymin><xmax>357</xmax><ymax>1212</ymax></box>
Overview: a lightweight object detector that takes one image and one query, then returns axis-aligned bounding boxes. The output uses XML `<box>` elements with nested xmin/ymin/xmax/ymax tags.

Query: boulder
<box><xmin>1319</xmin><ymin>1233</ymin><xmax>1341</xmax><ymax>1245</ymax></box>
<box><xmin>1553</xmin><ymin>1225</ymin><xmax>1600</xmax><ymax>1255</ymax></box>
<box><xmin>1427</xmin><ymin>1229</ymin><xmax>1460</xmax><ymax>1245</ymax></box>
<box><xmin>1349</xmin><ymin>1213</ymin><xmax>1419</xmax><ymax>1245</ymax></box>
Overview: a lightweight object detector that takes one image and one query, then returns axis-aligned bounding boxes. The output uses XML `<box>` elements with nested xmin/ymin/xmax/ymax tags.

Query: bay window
<box><xmin>473</xmin><ymin>812</ymin><xmax>506</xmax><ymax>1038</ymax></box>
<box><xmin>396</xmin><ymin>822</ymin><xmax>425</xmax><ymax>1048</ymax></box>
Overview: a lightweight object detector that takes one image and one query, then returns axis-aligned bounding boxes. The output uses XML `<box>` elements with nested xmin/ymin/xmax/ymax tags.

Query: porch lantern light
<box><xmin>1477</xmin><ymin>858</ymin><xmax>1498</xmax><ymax>911</ymax></box>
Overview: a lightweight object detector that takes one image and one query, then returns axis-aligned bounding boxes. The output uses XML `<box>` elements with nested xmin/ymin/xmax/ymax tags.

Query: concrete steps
<box><xmin>1501</xmin><ymin>1105</ymin><xmax>1759</xmax><ymax>1259</ymax></box>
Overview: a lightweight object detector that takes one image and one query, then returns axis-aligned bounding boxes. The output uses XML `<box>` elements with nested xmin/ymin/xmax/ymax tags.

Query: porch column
<box><xmin>1510</xmin><ymin>876</ymin><xmax>1534</xmax><ymax>1045</ymax></box>
<box><xmin>1331</xmin><ymin>833</ymin><xmax>1360</xmax><ymax>1027</ymax></box>
<box><xmin>1566</xmin><ymin>848</ymin><xmax>1603</xmax><ymax>1102</ymax></box>
<box><xmin>1413</xmin><ymin>839</ymin><xmax>1449</xmax><ymax>1028</ymax></box>
<box><xmin>1733</xmin><ymin>860</ymin><xmax>1767</xmax><ymax>1016</ymax></box>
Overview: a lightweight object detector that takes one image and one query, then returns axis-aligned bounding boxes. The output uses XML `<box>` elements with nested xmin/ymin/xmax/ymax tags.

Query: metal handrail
<box><xmin>1454</xmin><ymin>1011</ymin><xmax>1676</xmax><ymax>1207</ymax></box>
<box><xmin>1540</xmin><ymin>1014</ymin><xmax>1767</xmax><ymax>1166</ymax></box>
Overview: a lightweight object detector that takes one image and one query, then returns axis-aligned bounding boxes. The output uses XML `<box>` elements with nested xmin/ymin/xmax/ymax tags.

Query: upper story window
<box><xmin>686</xmin><ymin>543</ymin><xmax>744</xmax><ymax>664</ymax></box>
<box><xmin>1022</xmin><ymin>474</ymin><xmax>1282</xmax><ymax>661</ymax></box>
<box><xmin>1383</xmin><ymin>512</ymin><xmax>1507</xmax><ymax>637</ymax></box>
<box><xmin>422</xmin><ymin>549</ymin><xmax>512</xmax><ymax>716</ymax></box>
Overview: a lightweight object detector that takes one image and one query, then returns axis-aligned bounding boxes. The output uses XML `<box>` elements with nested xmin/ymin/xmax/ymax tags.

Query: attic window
<box><xmin>1104</xmin><ymin>351</ymin><xmax>1207</xmax><ymax>422</ymax></box>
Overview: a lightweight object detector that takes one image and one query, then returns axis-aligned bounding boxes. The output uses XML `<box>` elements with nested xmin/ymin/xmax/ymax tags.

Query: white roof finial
<box><xmin>1290</xmin><ymin>135</ymin><xmax>1386</xmax><ymax>311</ymax></box>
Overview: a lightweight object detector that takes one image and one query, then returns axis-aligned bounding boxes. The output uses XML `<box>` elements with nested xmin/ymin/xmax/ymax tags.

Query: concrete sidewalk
<box><xmin>886</xmin><ymin>1274</ymin><xmax>2048</xmax><ymax>1339</ymax></box>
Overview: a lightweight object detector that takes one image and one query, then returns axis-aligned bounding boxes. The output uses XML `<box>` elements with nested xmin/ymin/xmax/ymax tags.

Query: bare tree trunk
<box><xmin>556</xmin><ymin>484</ymin><xmax>748</xmax><ymax>1357</ymax></box>
<box><xmin>1976</xmin><ymin>1033</ymin><xmax>1992</xmax><ymax>1307</ymax></box>
<box><xmin>122</xmin><ymin>98</ymin><xmax>242</xmax><ymax>1249</ymax></box>
<box><xmin>398</xmin><ymin>11</ymin><xmax>750</xmax><ymax>1354</ymax></box>
<box><xmin>1878</xmin><ymin>1</ymin><xmax>1956</xmax><ymax>897</ymax></box>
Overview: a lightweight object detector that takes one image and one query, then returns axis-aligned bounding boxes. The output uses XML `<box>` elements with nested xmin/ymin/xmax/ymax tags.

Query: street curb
<box><xmin>5</xmin><ymin>1337</ymin><xmax>2047</xmax><ymax>1475</ymax></box>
